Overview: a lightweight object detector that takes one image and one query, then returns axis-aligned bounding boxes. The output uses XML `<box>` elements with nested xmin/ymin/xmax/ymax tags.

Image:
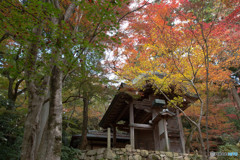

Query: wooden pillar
<box><xmin>107</xmin><ymin>127</ymin><xmax>111</xmax><ymax>149</ymax></box>
<box><xmin>152</xmin><ymin>108</ymin><xmax>160</xmax><ymax>150</ymax></box>
<box><xmin>163</xmin><ymin>118</ymin><xmax>170</xmax><ymax>151</ymax></box>
<box><xmin>130</xmin><ymin>103</ymin><xmax>135</xmax><ymax>149</ymax></box>
<box><xmin>113</xmin><ymin>125</ymin><xmax>116</xmax><ymax>148</ymax></box>
<box><xmin>177</xmin><ymin>109</ymin><xmax>185</xmax><ymax>153</ymax></box>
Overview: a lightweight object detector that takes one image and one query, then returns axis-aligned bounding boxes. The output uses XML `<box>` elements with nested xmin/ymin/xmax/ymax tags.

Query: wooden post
<box><xmin>177</xmin><ymin>109</ymin><xmax>186</xmax><ymax>153</ymax></box>
<box><xmin>152</xmin><ymin>108</ymin><xmax>160</xmax><ymax>150</ymax></box>
<box><xmin>158</xmin><ymin>120</ymin><xmax>164</xmax><ymax>150</ymax></box>
<box><xmin>113</xmin><ymin>125</ymin><xmax>116</xmax><ymax>148</ymax></box>
<box><xmin>107</xmin><ymin>127</ymin><xmax>111</xmax><ymax>149</ymax></box>
<box><xmin>163</xmin><ymin>119</ymin><xmax>170</xmax><ymax>151</ymax></box>
<box><xmin>130</xmin><ymin>103</ymin><xmax>135</xmax><ymax>149</ymax></box>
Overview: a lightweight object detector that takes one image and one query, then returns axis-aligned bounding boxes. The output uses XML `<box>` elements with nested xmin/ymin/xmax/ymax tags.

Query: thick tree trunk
<box><xmin>37</xmin><ymin>65</ymin><xmax>63</xmax><ymax>160</ymax></box>
<box><xmin>35</xmin><ymin>94</ymin><xmax>50</xmax><ymax>154</ymax></box>
<box><xmin>80</xmin><ymin>95</ymin><xmax>89</xmax><ymax>149</ymax></box>
<box><xmin>21</xmin><ymin>26</ymin><xmax>51</xmax><ymax>160</ymax></box>
<box><xmin>20</xmin><ymin>91</ymin><xmax>49</xmax><ymax>160</ymax></box>
<box><xmin>20</xmin><ymin>1</ymin><xmax>76</xmax><ymax>159</ymax></box>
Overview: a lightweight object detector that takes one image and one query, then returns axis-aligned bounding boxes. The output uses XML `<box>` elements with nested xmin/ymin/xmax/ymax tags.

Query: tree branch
<box><xmin>0</xmin><ymin>33</ymin><xmax>10</xmax><ymax>43</ymax></box>
<box><xmin>117</xmin><ymin>1</ymin><xmax>150</xmax><ymax>23</ymax></box>
<box><xmin>63</xmin><ymin>95</ymin><xmax>83</xmax><ymax>104</ymax></box>
<box><xmin>17</xmin><ymin>88</ymin><xmax>27</xmax><ymax>96</ymax></box>
<box><xmin>64</xmin><ymin>3</ymin><xmax>77</xmax><ymax>21</ymax></box>
<box><xmin>4</xmin><ymin>0</ymin><xmax>42</xmax><ymax>22</ymax></box>
<box><xmin>15</xmin><ymin>78</ymin><xmax>24</xmax><ymax>95</ymax></box>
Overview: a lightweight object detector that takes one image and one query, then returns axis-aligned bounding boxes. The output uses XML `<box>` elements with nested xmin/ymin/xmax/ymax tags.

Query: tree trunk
<box><xmin>35</xmin><ymin>94</ymin><xmax>50</xmax><ymax>155</ymax></box>
<box><xmin>20</xmin><ymin>26</ymin><xmax>51</xmax><ymax>160</ymax></box>
<box><xmin>20</xmin><ymin>1</ymin><xmax>76</xmax><ymax>159</ymax></box>
<box><xmin>80</xmin><ymin>95</ymin><xmax>89</xmax><ymax>149</ymax></box>
<box><xmin>185</xmin><ymin>125</ymin><xmax>197</xmax><ymax>153</ymax></box>
<box><xmin>7</xmin><ymin>78</ymin><xmax>16</xmax><ymax>109</ymax></box>
<box><xmin>197</xmin><ymin>125</ymin><xmax>207</xmax><ymax>160</ymax></box>
<box><xmin>232</xmin><ymin>86</ymin><xmax>240</xmax><ymax>110</ymax></box>
<box><xmin>37</xmin><ymin>65</ymin><xmax>63</xmax><ymax>160</ymax></box>
<box><xmin>6</xmin><ymin>77</ymin><xmax>26</xmax><ymax>109</ymax></box>
<box><xmin>20</xmin><ymin>91</ymin><xmax>49</xmax><ymax>160</ymax></box>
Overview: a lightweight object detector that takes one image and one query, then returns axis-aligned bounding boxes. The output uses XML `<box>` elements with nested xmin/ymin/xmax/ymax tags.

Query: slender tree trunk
<box><xmin>205</xmin><ymin>49</ymin><xmax>210</xmax><ymax>160</ymax></box>
<box><xmin>200</xmin><ymin>18</ymin><xmax>210</xmax><ymax>159</ymax></box>
<box><xmin>185</xmin><ymin>125</ymin><xmax>197</xmax><ymax>153</ymax></box>
<box><xmin>80</xmin><ymin>95</ymin><xmax>89</xmax><ymax>149</ymax></box>
<box><xmin>7</xmin><ymin>78</ymin><xmax>16</xmax><ymax>109</ymax></box>
<box><xmin>231</xmin><ymin>86</ymin><xmax>240</xmax><ymax>110</ymax></box>
<box><xmin>197</xmin><ymin>125</ymin><xmax>206</xmax><ymax>160</ymax></box>
<box><xmin>6</xmin><ymin>76</ymin><xmax>25</xmax><ymax>110</ymax></box>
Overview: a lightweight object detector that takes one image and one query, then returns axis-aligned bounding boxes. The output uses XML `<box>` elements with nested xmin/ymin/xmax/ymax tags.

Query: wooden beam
<box><xmin>177</xmin><ymin>109</ymin><xmax>185</xmax><ymax>153</ymax></box>
<box><xmin>168</xmin><ymin>131</ymin><xmax>180</xmax><ymax>137</ymax></box>
<box><xmin>139</xmin><ymin>113</ymin><xmax>151</xmax><ymax>124</ymax></box>
<box><xmin>134</xmin><ymin>104</ymin><xmax>151</xmax><ymax>112</ymax></box>
<box><xmin>115</xmin><ymin>105</ymin><xmax>129</xmax><ymax>122</ymax></box>
<box><xmin>130</xmin><ymin>103</ymin><xmax>135</xmax><ymax>149</ymax></box>
<box><xmin>133</xmin><ymin>100</ymin><xmax>152</xmax><ymax>106</ymax></box>
<box><xmin>116</xmin><ymin>125</ymin><xmax>129</xmax><ymax>131</ymax></box>
<box><xmin>152</xmin><ymin>113</ymin><xmax>162</xmax><ymax>124</ymax></box>
<box><xmin>159</xmin><ymin>132</ymin><xmax>166</xmax><ymax>139</ymax></box>
<box><xmin>116</xmin><ymin>123</ymin><xmax>128</xmax><ymax>127</ymax></box>
<box><xmin>129</xmin><ymin>123</ymin><xmax>152</xmax><ymax>130</ymax></box>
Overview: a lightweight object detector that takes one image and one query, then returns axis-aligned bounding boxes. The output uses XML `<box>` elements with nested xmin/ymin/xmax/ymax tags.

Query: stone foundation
<box><xmin>76</xmin><ymin>145</ymin><xmax>205</xmax><ymax>160</ymax></box>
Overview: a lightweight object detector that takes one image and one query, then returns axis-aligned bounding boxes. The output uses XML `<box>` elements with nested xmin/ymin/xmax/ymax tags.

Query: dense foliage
<box><xmin>0</xmin><ymin>97</ymin><xmax>26</xmax><ymax>159</ymax></box>
<box><xmin>113</xmin><ymin>0</ymin><xmax>240</xmax><ymax>157</ymax></box>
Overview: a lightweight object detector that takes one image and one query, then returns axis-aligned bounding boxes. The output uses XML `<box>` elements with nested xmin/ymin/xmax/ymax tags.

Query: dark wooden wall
<box><xmin>167</xmin><ymin>116</ymin><xmax>182</xmax><ymax>153</ymax></box>
<box><xmin>135</xmin><ymin>130</ymin><xmax>155</xmax><ymax>150</ymax></box>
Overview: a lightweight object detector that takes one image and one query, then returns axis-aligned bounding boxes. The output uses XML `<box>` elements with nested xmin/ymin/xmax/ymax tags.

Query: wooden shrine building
<box><xmin>99</xmin><ymin>82</ymin><xmax>197</xmax><ymax>153</ymax></box>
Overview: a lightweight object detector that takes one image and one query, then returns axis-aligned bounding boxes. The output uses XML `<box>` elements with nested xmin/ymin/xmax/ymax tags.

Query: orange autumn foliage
<box><xmin>114</xmin><ymin>0</ymin><xmax>240</xmax><ymax>152</ymax></box>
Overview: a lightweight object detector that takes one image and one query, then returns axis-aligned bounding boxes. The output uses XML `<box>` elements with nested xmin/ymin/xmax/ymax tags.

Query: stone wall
<box><xmin>76</xmin><ymin>145</ymin><xmax>205</xmax><ymax>160</ymax></box>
